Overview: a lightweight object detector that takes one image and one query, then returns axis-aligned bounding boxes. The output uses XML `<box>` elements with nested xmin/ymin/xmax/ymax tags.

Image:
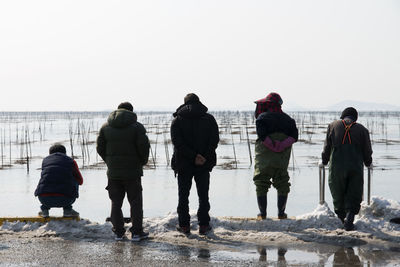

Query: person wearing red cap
<box><xmin>253</xmin><ymin>92</ymin><xmax>298</xmax><ymax>220</ymax></box>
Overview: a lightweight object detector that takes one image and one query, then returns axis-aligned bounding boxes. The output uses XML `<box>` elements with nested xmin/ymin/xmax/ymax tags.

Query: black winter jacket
<box><xmin>171</xmin><ymin>102</ymin><xmax>219</xmax><ymax>173</ymax></box>
<box><xmin>96</xmin><ymin>109</ymin><xmax>150</xmax><ymax>179</ymax></box>
<box><xmin>35</xmin><ymin>153</ymin><xmax>78</xmax><ymax>198</ymax></box>
<box><xmin>256</xmin><ymin>111</ymin><xmax>298</xmax><ymax>141</ymax></box>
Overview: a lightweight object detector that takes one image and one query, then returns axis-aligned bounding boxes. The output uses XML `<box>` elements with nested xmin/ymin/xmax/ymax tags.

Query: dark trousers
<box><xmin>38</xmin><ymin>196</ymin><xmax>76</xmax><ymax>211</ymax></box>
<box><xmin>329</xmin><ymin>168</ymin><xmax>363</xmax><ymax>217</ymax></box>
<box><xmin>177</xmin><ymin>169</ymin><xmax>210</xmax><ymax>227</ymax></box>
<box><xmin>106</xmin><ymin>178</ymin><xmax>143</xmax><ymax>236</ymax></box>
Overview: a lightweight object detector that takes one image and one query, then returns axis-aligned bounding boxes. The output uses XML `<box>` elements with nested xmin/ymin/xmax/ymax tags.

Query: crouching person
<box><xmin>253</xmin><ymin>92</ymin><xmax>298</xmax><ymax>220</ymax></box>
<box><xmin>34</xmin><ymin>144</ymin><xmax>83</xmax><ymax>218</ymax></box>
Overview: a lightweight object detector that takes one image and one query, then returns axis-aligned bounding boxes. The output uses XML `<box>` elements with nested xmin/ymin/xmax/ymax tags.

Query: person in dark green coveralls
<box><xmin>253</xmin><ymin>93</ymin><xmax>298</xmax><ymax>220</ymax></box>
<box><xmin>322</xmin><ymin>107</ymin><xmax>372</xmax><ymax>231</ymax></box>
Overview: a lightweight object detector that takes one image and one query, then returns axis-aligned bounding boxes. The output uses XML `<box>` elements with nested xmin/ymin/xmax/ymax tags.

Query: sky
<box><xmin>0</xmin><ymin>0</ymin><xmax>399</xmax><ymax>111</ymax></box>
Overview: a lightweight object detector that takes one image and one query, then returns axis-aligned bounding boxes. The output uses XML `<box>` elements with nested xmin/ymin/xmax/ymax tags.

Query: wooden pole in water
<box><xmin>25</xmin><ymin>128</ymin><xmax>29</xmax><ymax>174</ymax></box>
<box><xmin>9</xmin><ymin>125</ymin><xmax>11</xmax><ymax>166</ymax></box>
<box><xmin>163</xmin><ymin>129</ymin><xmax>170</xmax><ymax>167</ymax></box>
<box><xmin>230</xmin><ymin>125</ymin><xmax>237</xmax><ymax>169</ymax></box>
<box><xmin>245</xmin><ymin>121</ymin><xmax>252</xmax><ymax>166</ymax></box>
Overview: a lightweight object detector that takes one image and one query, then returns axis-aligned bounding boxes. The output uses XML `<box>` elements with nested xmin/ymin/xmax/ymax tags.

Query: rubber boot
<box><xmin>277</xmin><ymin>195</ymin><xmax>288</xmax><ymax>219</ymax></box>
<box><xmin>344</xmin><ymin>211</ymin><xmax>355</xmax><ymax>231</ymax></box>
<box><xmin>338</xmin><ymin>214</ymin><xmax>345</xmax><ymax>224</ymax></box>
<box><xmin>257</xmin><ymin>195</ymin><xmax>267</xmax><ymax>220</ymax></box>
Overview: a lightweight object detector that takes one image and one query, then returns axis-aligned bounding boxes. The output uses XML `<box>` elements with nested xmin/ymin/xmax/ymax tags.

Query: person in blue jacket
<box><xmin>34</xmin><ymin>144</ymin><xmax>83</xmax><ymax>218</ymax></box>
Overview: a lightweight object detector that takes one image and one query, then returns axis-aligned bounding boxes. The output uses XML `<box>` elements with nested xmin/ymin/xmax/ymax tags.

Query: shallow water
<box><xmin>1</xmin><ymin>163</ymin><xmax>399</xmax><ymax>224</ymax></box>
<box><xmin>0</xmin><ymin>111</ymin><xmax>399</xmax><ymax>223</ymax></box>
<box><xmin>1</xmin><ymin>236</ymin><xmax>399</xmax><ymax>266</ymax></box>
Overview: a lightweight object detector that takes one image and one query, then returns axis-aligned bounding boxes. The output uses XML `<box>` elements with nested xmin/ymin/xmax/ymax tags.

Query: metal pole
<box><xmin>367</xmin><ymin>166</ymin><xmax>372</xmax><ymax>205</ymax></box>
<box><xmin>319</xmin><ymin>162</ymin><xmax>326</xmax><ymax>205</ymax></box>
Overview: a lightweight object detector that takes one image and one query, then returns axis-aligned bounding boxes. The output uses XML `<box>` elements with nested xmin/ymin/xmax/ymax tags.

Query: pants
<box><xmin>253</xmin><ymin>140</ymin><xmax>291</xmax><ymax>196</ymax></box>
<box><xmin>329</xmin><ymin>168</ymin><xmax>363</xmax><ymax>217</ymax></box>
<box><xmin>177</xmin><ymin>169</ymin><xmax>210</xmax><ymax>227</ymax></box>
<box><xmin>106</xmin><ymin>178</ymin><xmax>143</xmax><ymax>236</ymax></box>
<box><xmin>38</xmin><ymin>196</ymin><xmax>76</xmax><ymax>211</ymax></box>
<box><xmin>253</xmin><ymin>167</ymin><xmax>291</xmax><ymax>196</ymax></box>
<box><xmin>329</xmin><ymin>144</ymin><xmax>364</xmax><ymax>217</ymax></box>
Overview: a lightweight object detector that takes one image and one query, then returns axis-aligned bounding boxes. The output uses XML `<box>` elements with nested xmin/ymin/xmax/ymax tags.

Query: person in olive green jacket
<box><xmin>322</xmin><ymin>107</ymin><xmax>372</xmax><ymax>231</ymax></box>
<box><xmin>96</xmin><ymin>102</ymin><xmax>150</xmax><ymax>241</ymax></box>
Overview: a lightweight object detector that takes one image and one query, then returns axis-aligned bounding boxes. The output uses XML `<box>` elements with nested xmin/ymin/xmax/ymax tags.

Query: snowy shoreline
<box><xmin>1</xmin><ymin>196</ymin><xmax>400</xmax><ymax>248</ymax></box>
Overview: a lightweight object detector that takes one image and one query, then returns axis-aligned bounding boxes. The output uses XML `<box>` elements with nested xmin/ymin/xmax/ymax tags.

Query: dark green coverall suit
<box><xmin>322</xmin><ymin>115</ymin><xmax>373</xmax><ymax>221</ymax></box>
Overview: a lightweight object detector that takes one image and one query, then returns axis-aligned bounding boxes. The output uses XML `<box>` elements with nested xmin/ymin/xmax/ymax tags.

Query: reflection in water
<box><xmin>255</xmin><ymin>246</ymin><xmax>383</xmax><ymax>266</ymax></box>
<box><xmin>333</xmin><ymin>247</ymin><xmax>362</xmax><ymax>266</ymax></box>
<box><xmin>257</xmin><ymin>246</ymin><xmax>287</xmax><ymax>266</ymax></box>
<box><xmin>198</xmin><ymin>248</ymin><xmax>210</xmax><ymax>259</ymax></box>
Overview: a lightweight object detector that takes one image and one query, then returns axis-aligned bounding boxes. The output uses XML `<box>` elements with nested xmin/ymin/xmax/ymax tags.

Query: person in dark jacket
<box><xmin>35</xmin><ymin>143</ymin><xmax>83</xmax><ymax>218</ymax></box>
<box><xmin>322</xmin><ymin>107</ymin><xmax>372</xmax><ymax>231</ymax></box>
<box><xmin>171</xmin><ymin>93</ymin><xmax>219</xmax><ymax>235</ymax></box>
<box><xmin>96</xmin><ymin>102</ymin><xmax>150</xmax><ymax>241</ymax></box>
<box><xmin>253</xmin><ymin>92</ymin><xmax>298</xmax><ymax>220</ymax></box>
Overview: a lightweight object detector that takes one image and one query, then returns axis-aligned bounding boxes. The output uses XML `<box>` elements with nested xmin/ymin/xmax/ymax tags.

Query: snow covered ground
<box><xmin>2</xmin><ymin>196</ymin><xmax>400</xmax><ymax>245</ymax></box>
<box><xmin>1</xmin><ymin>197</ymin><xmax>400</xmax><ymax>265</ymax></box>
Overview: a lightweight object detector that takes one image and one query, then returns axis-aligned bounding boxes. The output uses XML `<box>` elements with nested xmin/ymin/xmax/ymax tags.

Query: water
<box><xmin>0</xmin><ymin>111</ymin><xmax>399</xmax><ymax>223</ymax></box>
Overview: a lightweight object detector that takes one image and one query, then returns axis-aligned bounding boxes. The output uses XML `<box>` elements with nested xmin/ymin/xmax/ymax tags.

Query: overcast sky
<box><xmin>0</xmin><ymin>0</ymin><xmax>399</xmax><ymax>111</ymax></box>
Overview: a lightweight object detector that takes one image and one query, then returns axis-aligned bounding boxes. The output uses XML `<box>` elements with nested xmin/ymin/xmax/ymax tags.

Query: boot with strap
<box><xmin>257</xmin><ymin>195</ymin><xmax>267</xmax><ymax>220</ymax></box>
<box><xmin>277</xmin><ymin>195</ymin><xmax>288</xmax><ymax>219</ymax></box>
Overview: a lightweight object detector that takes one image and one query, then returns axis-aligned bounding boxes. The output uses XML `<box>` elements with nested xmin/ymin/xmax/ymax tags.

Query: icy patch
<box><xmin>1</xmin><ymin>197</ymin><xmax>399</xmax><ymax>245</ymax></box>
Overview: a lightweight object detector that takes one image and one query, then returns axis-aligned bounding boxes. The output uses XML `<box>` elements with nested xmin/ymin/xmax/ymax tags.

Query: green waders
<box><xmin>328</xmin><ymin>144</ymin><xmax>364</xmax><ymax>219</ymax></box>
<box><xmin>253</xmin><ymin>133</ymin><xmax>292</xmax><ymax>197</ymax></box>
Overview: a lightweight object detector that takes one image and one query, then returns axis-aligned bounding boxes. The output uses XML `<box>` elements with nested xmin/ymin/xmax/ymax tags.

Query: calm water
<box><xmin>0</xmin><ymin>111</ymin><xmax>399</xmax><ymax>222</ymax></box>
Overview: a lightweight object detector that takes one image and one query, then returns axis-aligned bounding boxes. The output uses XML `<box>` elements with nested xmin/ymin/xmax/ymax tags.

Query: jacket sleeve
<box><xmin>362</xmin><ymin>128</ymin><xmax>373</xmax><ymax>167</ymax></box>
<box><xmin>135</xmin><ymin>123</ymin><xmax>150</xmax><ymax>166</ymax></box>
<box><xmin>255</xmin><ymin>115</ymin><xmax>268</xmax><ymax>140</ymax></box>
<box><xmin>96</xmin><ymin>127</ymin><xmax>106</xmax><ymax>161</ymax></box>
<box><xmin>321</xmin><ymin>124</ymin><xmax>332</xmax><ymax>165</ymax></box>
<box><xmin>72</xmin><ymin>160</ymin><xmax>83</xmax><ymax>185</ymax></box>
<box><xmin>170</xmin><ymin>118</ymin><xmax>197</xmax><ymax>160</ymax></box>
<box><xmin>205</xmin><ymin>115</ymin><xmax>220</xmax><ymax>157</ymax></box>
<box><xmin>289</xmin><ymin>118</ymin><xmax>299</xmax><ymax>141</ymax></box>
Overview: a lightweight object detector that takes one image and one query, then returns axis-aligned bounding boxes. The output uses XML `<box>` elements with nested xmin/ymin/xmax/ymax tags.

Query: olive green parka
<box><xmin>96</xmin><ymin>109</ymin><xmax>150</xmax><ymax>180</ymax></box>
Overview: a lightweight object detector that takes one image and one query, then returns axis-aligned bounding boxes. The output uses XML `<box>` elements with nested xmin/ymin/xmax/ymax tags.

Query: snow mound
<box><xmin>1</xmin><ymin>197</ymin><xmax>399</xmax><ymax>245</ymax></box>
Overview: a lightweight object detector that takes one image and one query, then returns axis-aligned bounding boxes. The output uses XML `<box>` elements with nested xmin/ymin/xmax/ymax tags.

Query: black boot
<box><xmin>277</xmin><ymin>195</ymin><xmax>288</xmax><ymax>219</ymax></box>
<box><xmin>344</xmin><ymin>211</ymin><xmax>355</xmax><ymax>231</ymax></box>
<box><xmin>338</xmin><ymin>214</ymin><xmax>345</xmax><ymax>224</ymax></box>
<box><xmin>257</xmin><ymin>195</ymin><xmax>267</xmax><ymax>220</ymax></box>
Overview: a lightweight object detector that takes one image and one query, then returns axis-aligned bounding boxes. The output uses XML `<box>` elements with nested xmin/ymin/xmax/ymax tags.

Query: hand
<box><xmin>195</xmin><ymin>154</ymin><xmax>206</xmax><ymax>166</ymax></box>
<box><xmin>274</xmin><ymin>137</ymin><xmax>295</xmax><ymax>152</ymax></box>
<box><xmin>262</xmin><ymin>137</ymin><xmax>279</xmax><ymax>152</ymax></box>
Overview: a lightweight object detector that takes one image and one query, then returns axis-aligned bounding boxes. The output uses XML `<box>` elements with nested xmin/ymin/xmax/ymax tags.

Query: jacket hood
<box><xmin>107</xmin><ymin>109</ymin><xmax>137</xmax><ymax>128</ymax></box>
<box><xmin>173</xmin><ymin>102</ymin><xmax>208</xmax><ymax>119</ymax></box>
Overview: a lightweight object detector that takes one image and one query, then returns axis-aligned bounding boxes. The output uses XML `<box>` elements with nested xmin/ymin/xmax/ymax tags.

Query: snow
<box><xmin>1</xmin><ymin>196</ymin><xmax>400</xmax><ymax>246</ymax></box>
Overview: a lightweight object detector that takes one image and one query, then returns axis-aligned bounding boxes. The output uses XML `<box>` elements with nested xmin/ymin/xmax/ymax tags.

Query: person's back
<box><xmin>321</xmin><ymin>107</ymin><xmax>372</xmax><ymax>231</ymax></box>
<box><xmin>35</xmin><ymin>144</ymin><xmax>83</xmax><ymax>218</ymax></box>
<box><xmin>171</xmin><ymin>97</ymin><xmax>219</xmax><ymax>173</ymax></box>
<box><xmin>322</xmin><ymin>118</ymin><xmax>372</xmax><ymax>169</ymax></box>
<box><xmin>97</xmin><ymin>107</ymin><xmax>149</xmax><ymax>179</ymax></box>
<box><xmin>252</xmin><ymin>92</ymin><xmax>298</xmax><ymax>220</ymax></box>
<box><xmin>36</xmin><ymin>152</ymin><xmax>78</xmax><ymax>198</ymax></box>
<box><xmin>96</xmin><ymin>102</ymin><xmax>150</xmax><ymax>241</ymax></box>
<box><xmin>171</xmin><ymin>93</ymin><xmax>219</xmax><ymax>235</ymax></box>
